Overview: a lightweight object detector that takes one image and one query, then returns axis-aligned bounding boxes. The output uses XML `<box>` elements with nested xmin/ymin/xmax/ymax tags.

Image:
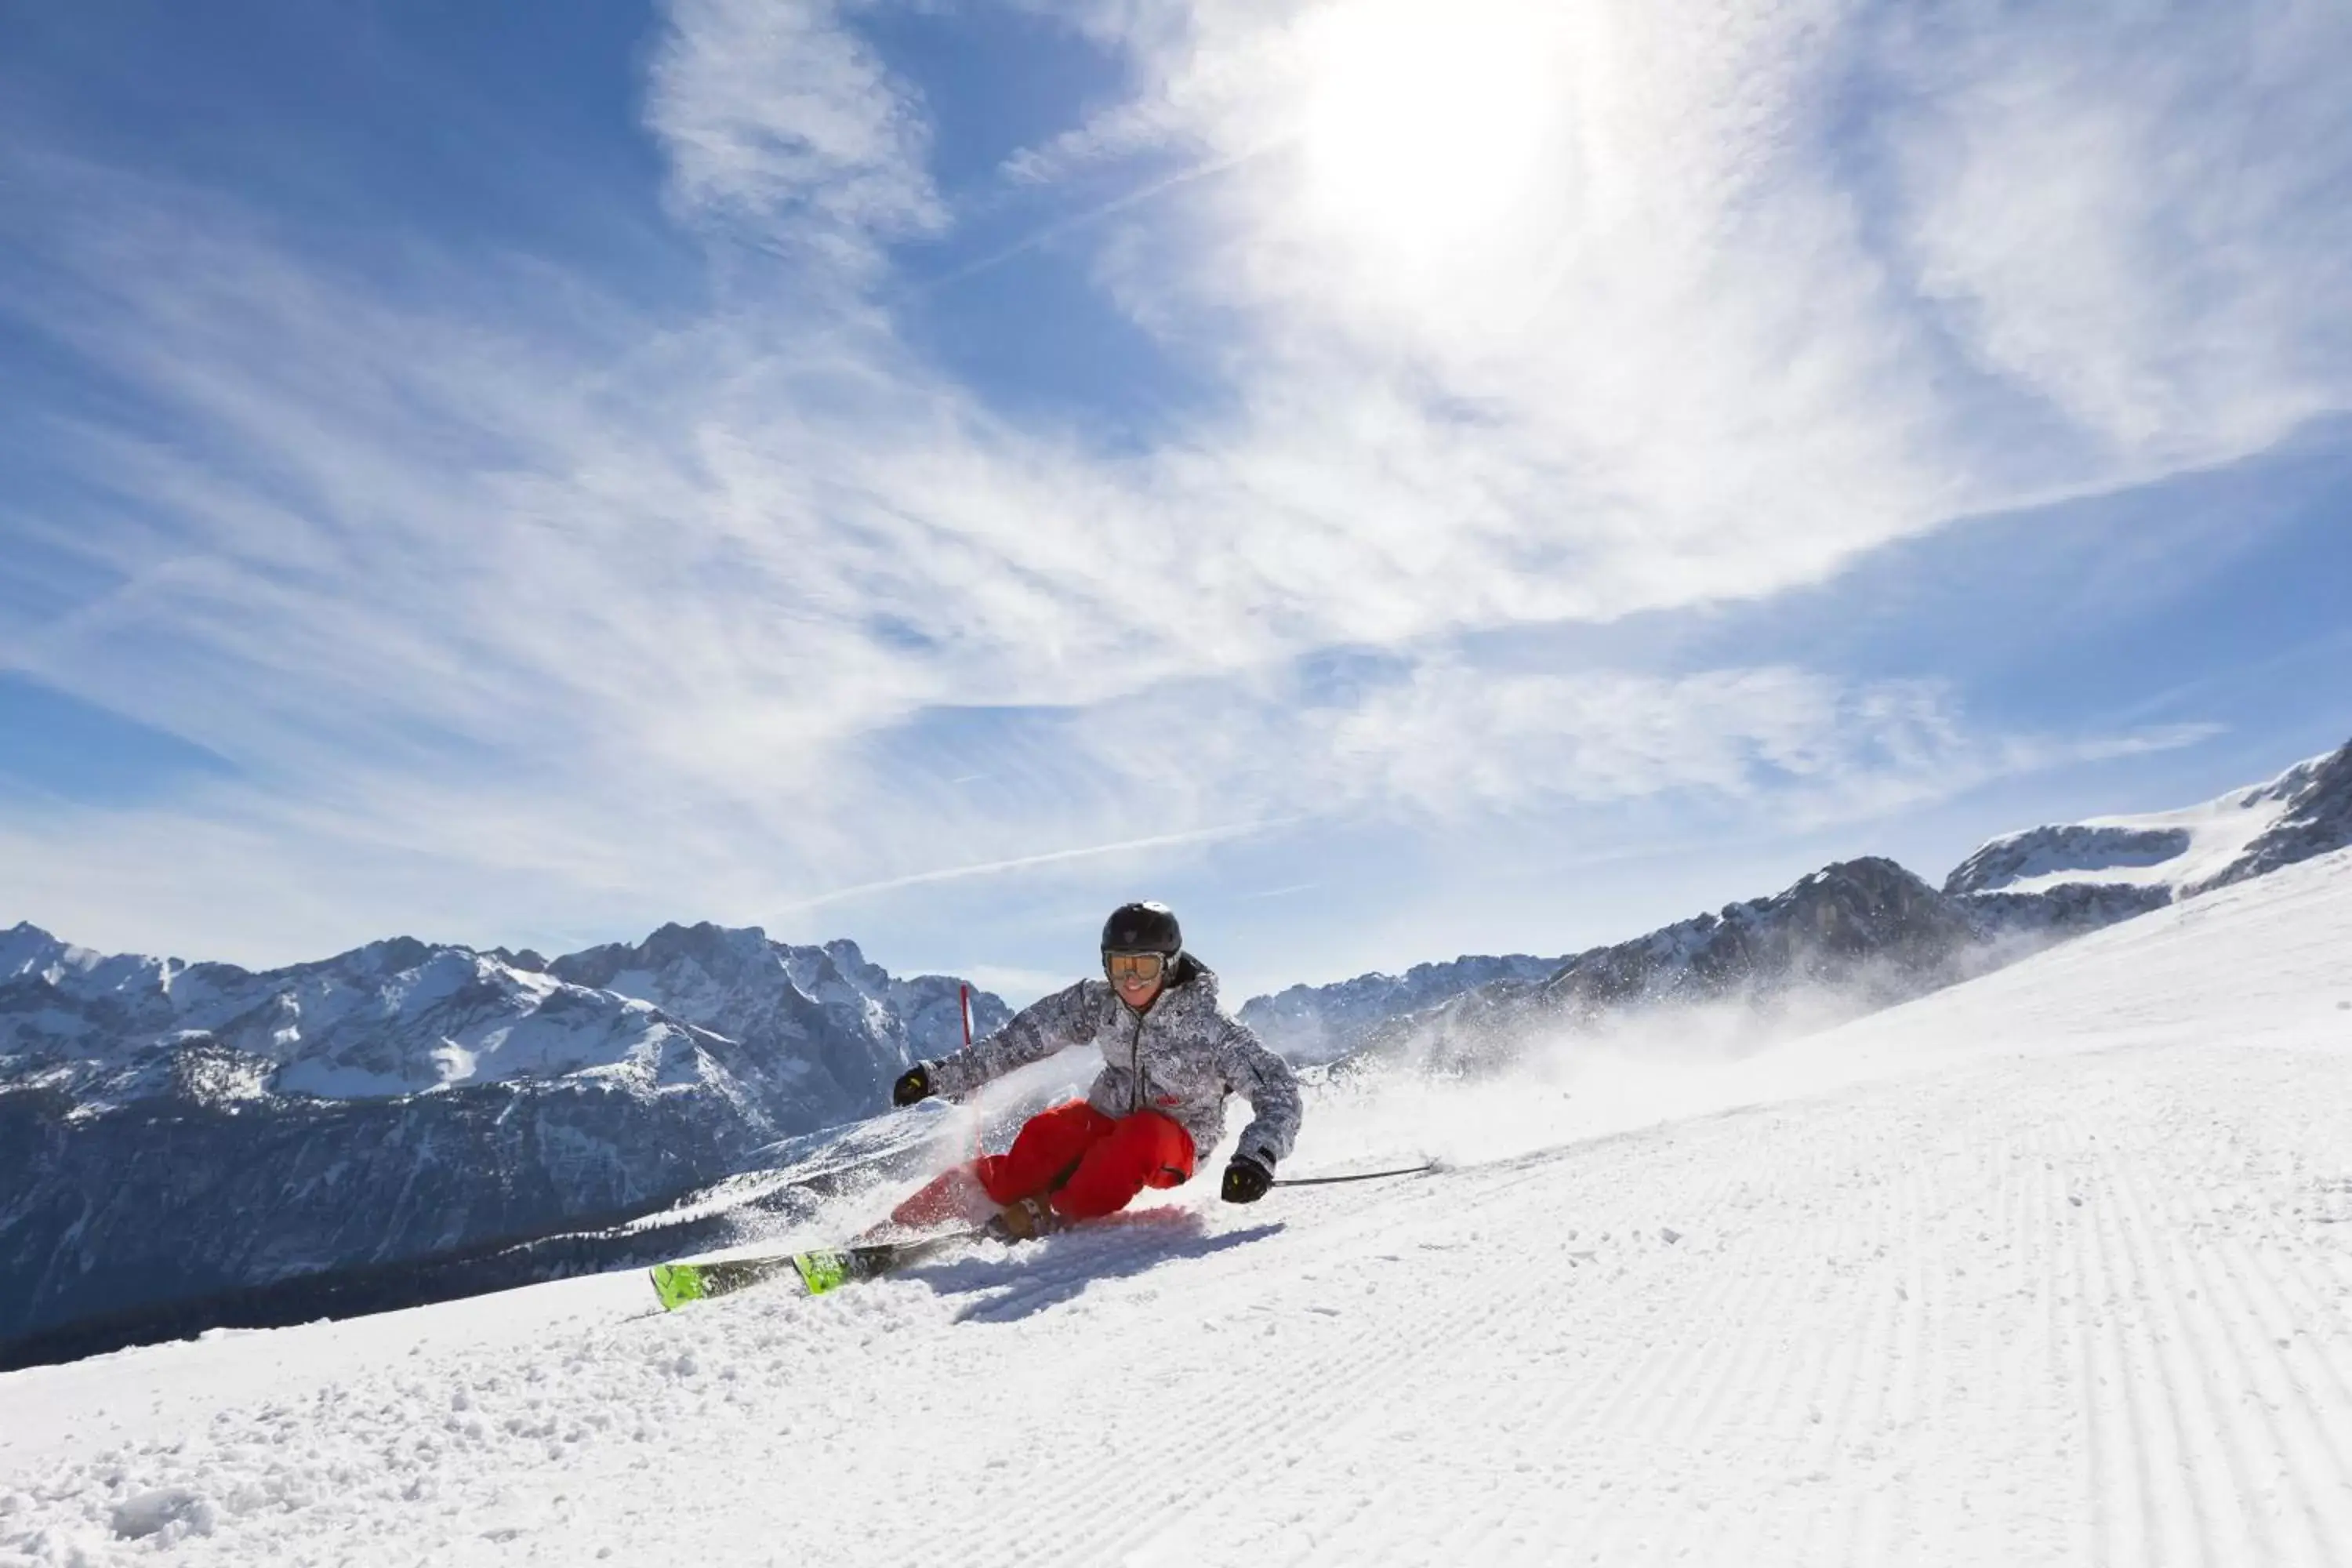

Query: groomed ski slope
<box><xmin>6</xmin><ymin>851</ymin><xmax>2352</xmax><ymax>1567</ymax></box>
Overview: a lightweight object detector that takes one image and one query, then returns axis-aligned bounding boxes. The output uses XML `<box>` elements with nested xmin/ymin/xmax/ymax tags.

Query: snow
<box><xmin>7</xmin><ymin>851</ymin><xmax>2352</xmax><ymax>1565</ymax></box>
<box><xmin>5</xmin><ymin>921</ymin><xmax>989</xmax><ymax>1124</ymax></box>
<box><xmin>1953</xmin><ymin>748</ymin><xmax>2335</xmax><ymax>898</ymax></box>
<box><xmin>598</xmin><ymin>967</ymin><xmax>665</xmax><ymax>1006</ymax></box>
<box><xmin>1984</xmin><ymin>796</ymin><xmax>2292</xmax><ymax>897</ymax></box>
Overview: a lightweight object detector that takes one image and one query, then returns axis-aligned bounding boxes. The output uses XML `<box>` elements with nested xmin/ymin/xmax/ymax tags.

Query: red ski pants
<box><xmin>976</xmin><ymin>1100</ymin><xmax>1196</xmax><ymax>1220</ymax></box>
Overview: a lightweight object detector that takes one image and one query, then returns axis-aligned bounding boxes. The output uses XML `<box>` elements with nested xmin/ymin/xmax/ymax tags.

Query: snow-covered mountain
<box><xmin>0</xmin><ymin>923</ymin><xmax>1007</xmax><ymax>1352</ymax></box>
<box><xmin>0</xmin><ymin>927</ymin><xmax>739</xmax><ymax>1108</ymax></box>
<box><xmin>543</xmin><ymin>921</ymin><xmax>1000</xmax><ymax>1124</ymax></box>
<box><xmin>7</xmin><ymin>848</ymin><xmax>2348</xmax><ymax>1564</ymax></box>
<box><xmin>1238</xmin><ymin>953</ymin><xmax>1566</xmax><ymax>1062</ymax></box>
<box><xmin>1252</xmin><ymin>738</ymin><xmax>2351</xmax><ymax>1073</ymax></box>
<box><xmin>1340</xmin><ymin>857</ymin><xmax>2035</xmax><ymax>1072</ymax></box>
<box><xmin>1946</xmin><ymin>739</ymin><xmax>2352</xmax><ymax>901</ymax></box>
<box><xmin>1260</xmin><ymin>858</ymin><xmax>2154</xmax><ymax>1076</ymax></box>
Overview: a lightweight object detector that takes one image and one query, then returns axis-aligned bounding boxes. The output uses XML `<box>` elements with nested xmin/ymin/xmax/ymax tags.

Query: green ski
<box><xmin>649</xmin><ymin>1229</ymin><xmax>978</xmax><ymax>1310</ymax></box>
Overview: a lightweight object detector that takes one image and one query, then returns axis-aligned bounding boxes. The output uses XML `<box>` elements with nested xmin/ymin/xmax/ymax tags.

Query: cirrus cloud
<box><xmin>0</xmin><ymin>0</ymin><xmax>2342</xmax><ymax>971</ymax></box>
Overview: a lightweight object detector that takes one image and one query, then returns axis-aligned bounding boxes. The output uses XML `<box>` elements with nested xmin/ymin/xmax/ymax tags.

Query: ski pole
<box><xmin>960</xmin><ymin>983</ymin><xmax>978</xmax><ymax>1162</ymax></box>
<box><xmin>1272</xmin><ymin>1162</ymin><xmax>1436</xmax><ymax>1188</ymax></box>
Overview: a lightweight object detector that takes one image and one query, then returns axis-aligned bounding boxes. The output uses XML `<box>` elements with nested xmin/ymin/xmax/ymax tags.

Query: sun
<box><xmin>1294</xmin><ymin>0</ymin><xmax>1569</xmax><ymax>263</ymax></box>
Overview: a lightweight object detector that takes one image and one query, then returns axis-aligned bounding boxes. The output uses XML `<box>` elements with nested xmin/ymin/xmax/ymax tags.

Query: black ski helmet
<box><xmin>1101</xmin><ymin>900</ymin><xmax>1181</xmax><ymax>956</ymax></box>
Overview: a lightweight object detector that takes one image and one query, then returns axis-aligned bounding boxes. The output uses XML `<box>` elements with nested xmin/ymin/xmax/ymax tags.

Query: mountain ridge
<box><xmin>1946</xmin><ymin>740</ymin><xmax>2352</xmax><ymax>901</ymax></box>
<box><xmin>1254</xmin><ymin>738</ymin><xmax>2350</xmax><ymax>1068</ymax></box>
<box><xmin>0</xmin><ymin>921</ymin><xmax>1009</xmax><ymax>1348</ymax></box>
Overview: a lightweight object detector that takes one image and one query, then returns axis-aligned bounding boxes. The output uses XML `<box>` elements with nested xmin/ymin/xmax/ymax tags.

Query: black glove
<box><xmin>1221</xmin><ymin>1154</ymin><xmax>1272</xmax><ymax>1204</ymax></box>
<box><xmin>891</xmin><ymin>1065</ymin><xmax>933</xmax><ymax>1107</ymax></box>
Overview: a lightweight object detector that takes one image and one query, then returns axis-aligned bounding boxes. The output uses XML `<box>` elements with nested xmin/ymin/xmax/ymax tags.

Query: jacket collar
<box><xmin>1116</xmin><ymin>952</ymin><xmax>1218</xmax><ymax>1017</ymax></box>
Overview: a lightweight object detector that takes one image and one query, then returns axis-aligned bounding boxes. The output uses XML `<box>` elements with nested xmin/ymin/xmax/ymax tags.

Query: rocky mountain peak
<box><xmin>339</xmin><ymin>935</ymin><xmax>436</xmax><ymax>976</ymax></box>
<box><xmin>548</xmin><ymin>922</ymin><xmax>786</xmax><ymax>994</ymax></box>
<box><xmin>1</xmin><ymin>921</ymin><xmax>67</xmax><ymax>981</ymax></box>
<box><xmin>641</xmin><ymin>920</ymin><xmax>769</xmax><ymax>971</ymax></box>
<box><xmin>2189</xmin><ymin>739</ymin><xmax>2352</xmax><ymax>894</ymax></box>
<box><xmin>816</xmin><ymin>938</ymin><xmax>885</xmax><ymax>990</ymax></box>
<box><xmin>1944</xmin><ymin>737</ymin><xmax>2352</xmax><ymax>904</ymax></box>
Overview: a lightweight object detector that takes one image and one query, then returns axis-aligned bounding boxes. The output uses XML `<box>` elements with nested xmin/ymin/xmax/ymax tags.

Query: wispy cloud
<box><xmin>644</xmin><ymin>0</ymin><xmax>946</xmax><ymax>272</ymax></box>
<box><xmin>1040</xmin><ymin>660</ymin><xmax>2222</xmax><ymax>832</ymax></box>
<box><xmin>0</xmin><ymin>0</ymin><xmax>2343</xmax><ymax>971</ymax></box>
<box><xmin>1875</xmin><ymin>2</ymin><xmax>2352</xmax><ymax>461</ymax></box>
<box><xmin>1022</xmin><ymin>0</ymin><xmax>2352</xmax><ymax>506</ymax></box>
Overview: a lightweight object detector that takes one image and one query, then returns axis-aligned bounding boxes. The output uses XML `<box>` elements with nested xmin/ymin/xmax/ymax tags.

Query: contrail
<box><xmin>775</xmin><ymin>816</ymin><xmax>1295</xmax><ymax>912</ymax></box>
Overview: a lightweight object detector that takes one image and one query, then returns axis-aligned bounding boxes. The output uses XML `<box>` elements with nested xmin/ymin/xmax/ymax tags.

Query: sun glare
<box><xmin>1296</xmin><ymin>0</ymin><xmax>1567</xmax><ymax>263</ymax></box>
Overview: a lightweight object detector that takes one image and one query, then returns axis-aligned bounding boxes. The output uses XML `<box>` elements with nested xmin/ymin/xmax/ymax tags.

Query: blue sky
<box><xmin>3</xmin><ymin>0</ymin><xmax>2349</xmax><ymax>1004</ymax></box>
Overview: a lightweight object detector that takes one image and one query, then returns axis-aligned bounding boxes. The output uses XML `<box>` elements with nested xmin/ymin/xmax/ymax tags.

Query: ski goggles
<box><xmin>1103</xmin><ymin>950</ymin><xmax>1169</xmax><ymax>984</ymax></box>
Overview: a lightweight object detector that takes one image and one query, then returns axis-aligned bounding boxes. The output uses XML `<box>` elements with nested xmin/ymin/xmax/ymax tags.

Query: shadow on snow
<box><xmin>902</xmin><ymin>1212</ymin><xmax>1287</xmax><ymax>1324</ymax></box>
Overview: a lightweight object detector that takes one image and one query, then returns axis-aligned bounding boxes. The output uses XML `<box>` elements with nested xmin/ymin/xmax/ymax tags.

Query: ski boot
<box><xmin>988</xmin><ymin>1196</ymin><xmax>1063</xmax><ymax>1242</ymax></box>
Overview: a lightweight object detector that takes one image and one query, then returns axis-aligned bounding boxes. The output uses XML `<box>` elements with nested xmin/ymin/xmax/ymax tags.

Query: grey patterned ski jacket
<box><xmin>921</xmin><ymin>954</ymin><xmax>1301</xmax><ymax>1174</ymax></box>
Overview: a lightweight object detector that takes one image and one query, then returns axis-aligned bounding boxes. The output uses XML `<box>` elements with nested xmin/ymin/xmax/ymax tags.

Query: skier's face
<box><xmin>1105</xmin><ymin>950</ymin><xmax>1166</xmax><ymax>1010</ymax></box>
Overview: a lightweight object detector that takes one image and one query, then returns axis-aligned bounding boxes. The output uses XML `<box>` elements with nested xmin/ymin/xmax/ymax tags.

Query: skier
<box><xmin>887</xmin><ymin>901</ymin><xmax>1301</xmax><ymax>1238</ymax></box>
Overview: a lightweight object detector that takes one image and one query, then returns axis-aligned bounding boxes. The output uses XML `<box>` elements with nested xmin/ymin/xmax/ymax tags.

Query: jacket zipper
<box><xmin>1128</xmin><ymin>1008</ymin><xmax>1145</xmax><ymax>1114</ymax></box>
